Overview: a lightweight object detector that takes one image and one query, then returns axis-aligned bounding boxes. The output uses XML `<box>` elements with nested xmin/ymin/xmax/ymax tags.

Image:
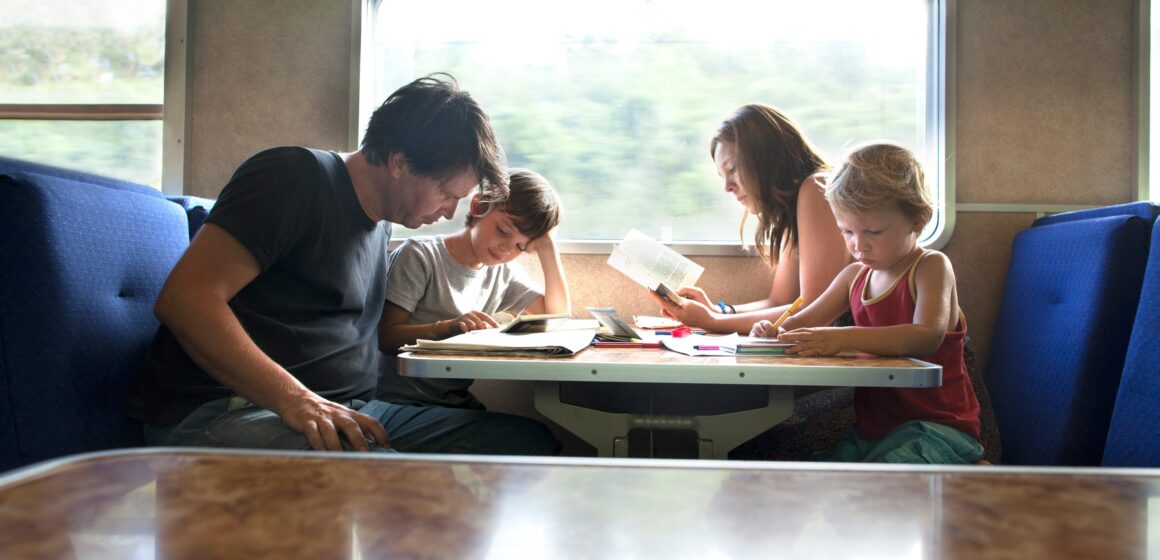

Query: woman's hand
<box><xmin>650</xmin><ymin>290</ymin><xmax>716</xmax><ymax>329</ymax></box>
<box><xmin>676</xmin><ymin>286</ymin><xmax>712</xmax><ymax>307</ymax></box>
<box><xmin>778</xmin><ymin>327</ymin><xmax>848</xmax><ymax>356</ymax></box>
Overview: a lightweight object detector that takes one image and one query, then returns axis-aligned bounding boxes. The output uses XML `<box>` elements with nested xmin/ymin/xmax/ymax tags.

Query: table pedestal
<box><xmin>534</xmin><ymin>382</ymin><xmax>795</xmax><ymax>459</ymax></box>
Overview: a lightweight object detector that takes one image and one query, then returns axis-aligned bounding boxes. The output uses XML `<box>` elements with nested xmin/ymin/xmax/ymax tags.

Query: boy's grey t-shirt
<box><xmin>380</xmin><ymin>235</ymin><xmax>541</xmax><ymax>408</ymax></box>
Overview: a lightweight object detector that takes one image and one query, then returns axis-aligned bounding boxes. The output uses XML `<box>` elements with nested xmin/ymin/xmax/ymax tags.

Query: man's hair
<box><xmin>466</xmin><ymin>169</ymin><xmax>560</xmax><ymax>240</ymax></box>
<box><xmin>825</xmin><ymin>143</ymin><xmax>933</xmax><ymax>226</ymax></box>
<box><xmin>361</xmin><ymin>73</ymin><xmax>508</xmax><ymax>201</ymax></box>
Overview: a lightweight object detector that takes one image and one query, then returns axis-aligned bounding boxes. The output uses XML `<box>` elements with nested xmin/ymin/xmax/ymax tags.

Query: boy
<box><xmin>378</xmin><ymin>169</ymin><xmax>569</xmax><ymax>410</ymax></box>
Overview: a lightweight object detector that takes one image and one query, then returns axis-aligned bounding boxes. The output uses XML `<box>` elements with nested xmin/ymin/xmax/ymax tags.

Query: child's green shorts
<box><xmin>817</xmin><ymin>420</ymin><xmax>984</xmax><ymax>464</ymax></box>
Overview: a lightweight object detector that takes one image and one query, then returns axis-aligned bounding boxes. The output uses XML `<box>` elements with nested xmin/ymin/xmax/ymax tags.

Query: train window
<box><xmin>0</xmin><ymin>0</ymin><xmax>165</xmax><ymax>187</ymax></box>
<box><xmin>362</xmin><ymin>0</ymin><xmax>952</xmax><ymax>251</ymax></box>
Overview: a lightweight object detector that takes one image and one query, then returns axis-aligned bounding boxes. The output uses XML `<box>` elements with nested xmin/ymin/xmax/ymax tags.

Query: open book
<box><xmin>607</xmin><ymin>229</ymin><xmax>704</xmax><ymax>304</ymax></box>
<box><xmin>401</xmin><ymin>326</ymin><xmax>596</xmax><ymax>357</ymax></box>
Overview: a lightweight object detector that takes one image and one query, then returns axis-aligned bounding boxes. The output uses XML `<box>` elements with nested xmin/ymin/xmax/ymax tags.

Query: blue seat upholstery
<box><xmin>1033</xmin><ymin>202</ymin><xmax>1160</xmax><ymax>228</ymax></box>
<box><xmin>1102</xmin><ymin>223</ymin><xmax>1160</xmax><ymax>467</ymax></box>
<box><xmin>986</xmin><ymin>214</ymin><xmax>1151</xmax><ymax>465</ymax></box>
<box><xmin>0</xmin><ymin>156</ymin><xmax>200</xmax><ymax>471</ymax></box>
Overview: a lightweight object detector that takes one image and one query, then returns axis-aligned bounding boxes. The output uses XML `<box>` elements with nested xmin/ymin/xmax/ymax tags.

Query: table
<box><xmin>1</xmin><ymin>449</ymin><xmax>1156</xmax><ymax>559</ymax></box>
<box><xmin>399</xmin><ymin>347</ymin><xmax>941</xmax><ymax>459</ymax></box>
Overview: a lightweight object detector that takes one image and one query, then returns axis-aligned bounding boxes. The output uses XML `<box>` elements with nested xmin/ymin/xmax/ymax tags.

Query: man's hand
<box><xmin>279</xmin><ymin>395</ymin><xmax>390</xmax><ymax>452</ymax></box>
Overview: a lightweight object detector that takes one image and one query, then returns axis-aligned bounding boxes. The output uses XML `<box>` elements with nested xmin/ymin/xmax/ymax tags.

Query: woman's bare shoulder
<box><xmin>796</xmin><ymin>172</ymin><xmax>836</xmax><ymax>219</ymax></box>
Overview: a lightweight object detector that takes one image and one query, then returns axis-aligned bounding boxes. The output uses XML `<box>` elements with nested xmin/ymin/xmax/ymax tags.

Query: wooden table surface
<box><xmin>1</xmin><ymin>449</ymin><xmax>1156</xmax><ymax>559</ymax></box>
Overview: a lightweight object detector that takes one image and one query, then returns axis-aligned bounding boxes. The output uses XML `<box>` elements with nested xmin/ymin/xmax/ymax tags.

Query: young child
<box><xmin>751</xmin><ymin>143</ymin><xmax>982</xmax><ymax>464</ymax></box>
<box><xmin>377</xmin><ymin>169</ymin><xmax>570</xmax><ymax>409</ymax></box>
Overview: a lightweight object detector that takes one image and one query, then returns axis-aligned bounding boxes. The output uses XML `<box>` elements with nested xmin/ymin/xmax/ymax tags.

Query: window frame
<box><xmin>355</xmin><ymin>0</ymin><xmax>956</xmax><ymax>255</ymax></box>
<box><xmin>0</xmin><ymin>0</ymin><xmax>183</xmax><ymax>193</ymax></box>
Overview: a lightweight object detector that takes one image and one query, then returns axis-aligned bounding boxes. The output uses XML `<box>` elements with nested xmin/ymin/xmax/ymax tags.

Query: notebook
<box><xmin>586</xmin><ymin>306</ymin><xmax>644</xmax><ymax>341</ymax></box>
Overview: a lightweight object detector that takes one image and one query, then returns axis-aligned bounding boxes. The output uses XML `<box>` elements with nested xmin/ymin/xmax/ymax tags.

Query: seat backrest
<box><xmin>1033</xmin><ymin>202</ymin><xmax>1160</xmax><ymax>228</ymax></box>
<box><xmin>1102</xmin><ymin>223</ymin><xmax>1160</xmax><ymax>467</ymax></box>
<box><xmin>986</xmin><ymin>214</ymin><xmax>1151</xmax><ymax>465</ymax></box>
<box><xmin>0</xmin><ymin>158</ymin><xmax>191</xmax><ymax>471</ymax></box>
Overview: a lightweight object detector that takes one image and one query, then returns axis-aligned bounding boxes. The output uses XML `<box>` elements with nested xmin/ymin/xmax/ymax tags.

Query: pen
<box><xmin>693</xmin><ymin>345</ymin><xmax>720</xmax><ymax>351</ymax></box>
<box><xmin>656</xmin><ymin>330</ymin><xmax>706</xmax><ymax>336</ymax></box>
<box><xmin>769</xmin><ymin>295</ymin><xmax>805</xmax><ymax>332</ymax></box>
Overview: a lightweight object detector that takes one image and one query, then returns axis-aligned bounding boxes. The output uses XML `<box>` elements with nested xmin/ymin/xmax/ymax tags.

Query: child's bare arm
<box><xmin>752</xmin><ymin>263</ymin><xmax>859</xmax><ymax>337</ymax></box>
<box><xmin>781</xmin><ymin>253</ymin><xmax>956</xmax><ymax>357</ymax></box>
<box><xmin>378</xmin><ymin>302</ymin><xmax>498</xmax><ymax>353</ymax></box>
<box><xmin>520</xmin><ymin>229</ymin><xmax>571</xmax><ymax>316</ymax></box>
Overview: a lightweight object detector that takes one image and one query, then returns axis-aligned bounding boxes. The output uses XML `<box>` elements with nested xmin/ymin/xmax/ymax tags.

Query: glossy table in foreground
<box><xmin>2</xmin><ymin>449</ymin><xmax>1156</xmax><ymax>559</ymax></box>
<box><xmin>400</xmin><ymin>348</ymin><xmax>940</xmax><ymax>458</ymax></box>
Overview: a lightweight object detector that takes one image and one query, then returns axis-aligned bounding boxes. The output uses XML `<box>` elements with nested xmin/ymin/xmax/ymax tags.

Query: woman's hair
<box><xmin>361</xmin><ymin>72</ymin><xmax>508</xmax><ymax>203</ymax></box>
<box><xmin>710</xmin><ymin>104</ymin><xmax>829</xmax><ymax>263</ymax></box>
<box><xmin>825</xmin><ymin>143</ymin><xmax>933</xmax><ymax>226</ymax></box>
<box><xmin>466</xmin><ymin>168</ymin><xmax>561</xmax><ymax>241</ymax></box>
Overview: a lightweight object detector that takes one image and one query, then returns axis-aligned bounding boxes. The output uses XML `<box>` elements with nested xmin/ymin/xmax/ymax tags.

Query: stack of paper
<box><xmin>401</xmin><ymin>328</ymin><xmax>596</xmax><ymax>357</ymax></box>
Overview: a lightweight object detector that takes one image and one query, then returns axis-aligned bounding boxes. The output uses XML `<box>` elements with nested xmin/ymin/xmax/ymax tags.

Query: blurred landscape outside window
<box><xmin>0</xmin><ymin>0</ymin><xmax>164</xmax><ymax>187</ymax></box>
<box><xmin>368</xmin><ymin>0</ymin><xmax>940</xmax><ymax>244</ymax></box>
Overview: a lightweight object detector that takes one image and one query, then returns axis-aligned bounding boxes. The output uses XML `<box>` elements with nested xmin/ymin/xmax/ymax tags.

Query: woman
<box><xmin>655</xmin><ymin>104</ymin><xmax>850</xmax><ymax>334</ymax></box>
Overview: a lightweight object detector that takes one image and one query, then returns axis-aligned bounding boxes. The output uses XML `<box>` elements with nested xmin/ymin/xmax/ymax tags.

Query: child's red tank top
<box><xmin>849</xmin><ymin>252</ymin><xmax>981</xmax><ymax>440</ymax></box>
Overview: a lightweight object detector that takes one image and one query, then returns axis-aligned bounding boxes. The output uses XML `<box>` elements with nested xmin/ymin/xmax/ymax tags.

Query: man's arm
<box><xmin>156</xmin><ymin>224</ymin><xmax>388</xmax><ymax>451</ymax></box>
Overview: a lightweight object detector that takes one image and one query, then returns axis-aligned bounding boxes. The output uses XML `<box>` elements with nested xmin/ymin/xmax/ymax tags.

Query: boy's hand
<box><xmin>444</xmin><ymin>311</ymin><xmax>499</xmax><ymax>336</ymax></box>
<box><xmin>778</xmin><ymin>327</ymin><xmax>846</xmax><ymax>356</ymax></box>
<box><xmin>526</xmin><ymin>228</ymin><xmax>557</xmax><ymax>255</ymax></box>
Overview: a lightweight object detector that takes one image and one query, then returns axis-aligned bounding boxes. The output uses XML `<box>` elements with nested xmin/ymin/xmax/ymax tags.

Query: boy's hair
<box><xmin>710</xmin><ymin>104</ymin><xmax>829</xmax><ymax>263</ymax></box>
<box><xmin>825</xmin><ymin>143</ymin><xmax>933</xmax><ymax>226</ymax></box>
<box><xmin>361</xmin><ymin>73</ymin><xmax>508</xmax><ymax>203</ymax></box>
<box><xmin>466</xmin><ymin>169</ymin><xmax>561</xmax><ymax>240</ymax></box>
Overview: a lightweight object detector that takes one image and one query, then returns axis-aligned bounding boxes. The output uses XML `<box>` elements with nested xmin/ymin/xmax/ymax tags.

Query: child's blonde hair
<box><xmin>825</xmin><ymin>143</ymin><xmax>933</xmax><ymax>226</ymax></box>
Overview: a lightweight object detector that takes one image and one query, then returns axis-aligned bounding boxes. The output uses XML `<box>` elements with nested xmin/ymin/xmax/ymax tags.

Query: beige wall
<box><xmin>184</xmin><ymin>1</ymin><xmax>1140</xmax><ymax>423</ymax></box>
<box><xmin>186</xmin><ymin>0</ymin><xmax>355</xmax><ymax>198</ymax></box>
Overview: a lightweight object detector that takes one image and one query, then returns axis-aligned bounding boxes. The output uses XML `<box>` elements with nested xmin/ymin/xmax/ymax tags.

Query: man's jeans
<box><xmin>146</xmin><ymin>397</ymin><xmax>560</xmax><ymax>456</ymax></box>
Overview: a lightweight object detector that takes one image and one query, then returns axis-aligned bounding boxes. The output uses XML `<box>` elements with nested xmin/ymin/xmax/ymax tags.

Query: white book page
<box><xmin>607</xmin><ymin>229</ymin><xmax>705</xmax><ymax>290</ymax></box>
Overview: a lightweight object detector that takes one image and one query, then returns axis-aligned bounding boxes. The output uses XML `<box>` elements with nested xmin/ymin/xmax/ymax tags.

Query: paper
<box><xmin>586</xmin><ymin>306</ymin><xmax>641</xmax><ymax>339</ymax></box>
<box><xmin>607</xmin><ymin>229</ymin><xmax>704</xmax><ymax>295</ymax></box>
<box><xmin>402</xmin><ymin>328</ymin><xmax>596</xmax><ymax>357</ymax></box>
<box><xmin>633</xmin><ymin>315</ymin><xmax>683</xmax><ymax>330</ymax></box>
<box><xmin>660</xmin><ymin>334</ymin><xmax>739</xmax><ymax>357</ymax></box>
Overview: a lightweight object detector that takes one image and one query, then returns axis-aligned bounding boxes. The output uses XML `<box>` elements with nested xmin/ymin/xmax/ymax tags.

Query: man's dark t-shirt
<box><xmin>127</xmin><ymin>147</ymin><xmax>390</xmax><ymax>426</ymax></box>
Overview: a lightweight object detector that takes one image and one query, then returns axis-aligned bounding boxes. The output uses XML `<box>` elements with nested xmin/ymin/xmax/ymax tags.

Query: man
<box><xmin>127</xmin><ymin>74</ymin><xmax>560</xmax><ymax>455</ymax></box>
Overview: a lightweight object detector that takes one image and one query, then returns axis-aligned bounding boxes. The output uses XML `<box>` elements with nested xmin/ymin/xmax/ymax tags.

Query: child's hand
<box><xmin>750</xmin><ymin>320</ymin><xmax>779</xmax><ymax>338</ymax></box>
<box><xmin>525</xmin><ymin>228</ymin><xmax>557</xmax><ymax>255</ymax></box>
<box><xmin>778</xmin><ymin>327</ymin><xmax>845</xmax><ymax>356</ymax></box>
<box><xmin>445</xmin><ymin>311</ymin><xmax>499</xmax><ymax>336</ymax></box>
<box><xmin>676</xmin><ymin>286</ymin><xmax>711</xmax><ymax>307</ymax></box>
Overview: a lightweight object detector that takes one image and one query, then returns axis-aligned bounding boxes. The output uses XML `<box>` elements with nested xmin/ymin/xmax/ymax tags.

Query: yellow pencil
<box><xmin>769</xmin><ymin>296</ymin><xmax>805</xmax><ymax>332</ymax></box>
